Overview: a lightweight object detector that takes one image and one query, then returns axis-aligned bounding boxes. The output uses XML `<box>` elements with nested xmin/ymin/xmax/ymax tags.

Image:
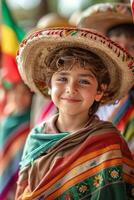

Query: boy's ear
<box><xmin>95</xmin><ymin>84</ymin><xmax>107</xmax><ymax>102</ymax></box>
<box><xmin>48</xmin><ymin>88</ymin><xmax>51</xmax><ymax>95</ymax></box>
<box><xmin>95</xmin><ymin>91</ymin><xmax>104</xmax><ymax>102</ymax></box>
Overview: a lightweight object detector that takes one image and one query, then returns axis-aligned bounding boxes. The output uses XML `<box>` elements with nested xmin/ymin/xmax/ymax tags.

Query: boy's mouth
<box><xmin>61</xmin><ymin>97</ymin><xmax>81</xmax><ymax>102</ymax></box>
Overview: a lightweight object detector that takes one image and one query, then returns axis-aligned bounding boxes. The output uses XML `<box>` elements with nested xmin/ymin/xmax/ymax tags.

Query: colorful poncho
<box><xmin>0</xmin><ymin>108</ymin><xmax>31</xmax><ymax>200</ymax></box>
<box><xmin>16</xmin><ymin>115</ymin><xmax>134</xmax><ymax>200</ymax></box>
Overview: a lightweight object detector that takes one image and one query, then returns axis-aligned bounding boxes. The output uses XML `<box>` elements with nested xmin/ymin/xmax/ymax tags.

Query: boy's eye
<box><xmin>79</xmin><ymin>79</ymin><xmax>90</xmax><ymax>85</ymax></box>
<box><xmin>57</xmin><ymin>77</ymin><xmax>67</xmax><ymax>82</ymax></box>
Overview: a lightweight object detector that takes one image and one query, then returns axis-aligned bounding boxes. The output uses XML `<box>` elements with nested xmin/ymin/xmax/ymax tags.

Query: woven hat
<box><xmin>16</xmin><ymin>27</ymin><xmax>134</xmax><ymax>105</ymax></box>
<box><xmin>78</xmin><ymin>3</ymin><xmax>133</xmax><ymax>35</ymax></box>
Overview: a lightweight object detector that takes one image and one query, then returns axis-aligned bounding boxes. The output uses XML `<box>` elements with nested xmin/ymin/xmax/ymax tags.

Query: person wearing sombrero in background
<box><xmin>78</xmin><ymin>2</ymin><xmax>134</xmax><ymax>157</ymax></box>
<box><xmin>15</xmin><ymin>27</ymin><xmax>134</xmax><ymax>199</ymax></box>
<box><xmin>0</xmin><ymin>76</ymin><xmax>33</xmax><ymax>200</ymax></box>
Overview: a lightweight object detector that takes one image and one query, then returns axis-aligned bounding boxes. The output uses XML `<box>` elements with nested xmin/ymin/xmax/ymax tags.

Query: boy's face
<box><xmin>109</xmin><ymin>35</ymin><xmax>134</xmax><ymax>56</ymax></box>
<box><xmin>50</xmin><ymin>64</ymin><xmax>104</xmax><ymax>117</ymax></box>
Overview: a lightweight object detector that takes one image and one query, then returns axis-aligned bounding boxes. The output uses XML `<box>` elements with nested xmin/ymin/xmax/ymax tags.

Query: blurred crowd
<box><xmin>0</xmin><ymin>1</ymin><xmax>134</xmax><ymax>199</ymax></box>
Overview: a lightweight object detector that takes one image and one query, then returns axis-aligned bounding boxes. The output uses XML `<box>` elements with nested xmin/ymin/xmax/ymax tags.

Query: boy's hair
<box><xmin>107</xmin><ymin>23</ymin><xmax>134</xmax><ymax>38</ymax></box>
<box><xmin>45</xmin><ymin>47</ymin><xmax>110</xmax><ymax>86</ymax></box>
<box><xmin>45</xmin><ymin>47</ymin><xmax>110</xmax><ymax>115</ymax></box>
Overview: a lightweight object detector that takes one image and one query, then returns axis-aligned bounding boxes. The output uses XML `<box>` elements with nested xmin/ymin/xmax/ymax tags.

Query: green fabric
<box><xmin>20</xmin><ymin>122</ymin><xmax>68</xmax><ymax>169</ymax></box>
<box><xmin>0</xmin><ymin>109</ymin><xmax>31</xmax><ymax>150</ymax></box>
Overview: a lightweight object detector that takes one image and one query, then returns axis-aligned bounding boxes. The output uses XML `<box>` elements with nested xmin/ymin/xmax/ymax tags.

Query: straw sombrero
<box><xmin>78</xmin><ymin>3</ymin><xmax>133</xmax><ymax>35</ymax></box>
<box><xmin>16</xmin><ymin>27</ymin><xmax>134</xmax><ymax>105</ymax></box>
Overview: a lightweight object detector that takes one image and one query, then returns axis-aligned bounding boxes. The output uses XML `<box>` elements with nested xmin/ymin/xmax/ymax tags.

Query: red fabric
<box><xmin>131</xmin><ymin>0</ymin><xmax>134</xmax><ymax>21</ymax></box>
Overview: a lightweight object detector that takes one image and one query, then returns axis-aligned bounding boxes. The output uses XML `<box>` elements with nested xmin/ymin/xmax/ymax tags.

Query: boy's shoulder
<box><xmin>94</xmin><ymin>117</ymin><xmax>125</xmax><ymax>142</ymax></box>
<box><xmin>30</xmin><ymin>114</ymin><xmax>58</xmax><ymax>135</ymax></box>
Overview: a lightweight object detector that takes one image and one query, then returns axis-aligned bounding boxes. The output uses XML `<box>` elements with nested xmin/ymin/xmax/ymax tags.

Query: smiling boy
<box><xmin>15</xmin><ymin>28</ymin><xmax>134</xmax><ymax>200</ymax></box>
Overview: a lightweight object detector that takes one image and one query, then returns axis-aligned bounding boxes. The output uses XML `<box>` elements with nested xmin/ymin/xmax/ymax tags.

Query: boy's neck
<box><xmin>56</xmin><ymin>113</ymin><xmax>90</xmax><ymax>133</ymax></box>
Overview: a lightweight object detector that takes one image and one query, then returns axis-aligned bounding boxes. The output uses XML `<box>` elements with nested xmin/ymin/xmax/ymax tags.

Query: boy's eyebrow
<box><xmin>58</xmin><ymin>72</ymin><xmax>95</xmax><ymax>78</ymax></box>
<box><xmin>79</xmin><ymin>74</ymin><xmax>95</xmax><ymax>78</ymax></box>
<box><xmin>57</xmin><ymin>72</ymin><xmax>70</xmax><ymax>76</ymax></box>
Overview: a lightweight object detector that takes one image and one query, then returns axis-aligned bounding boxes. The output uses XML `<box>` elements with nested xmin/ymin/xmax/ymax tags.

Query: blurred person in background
<box><xmin>0</xmin><ymin>1</ymin><xmax>33</xmax><ymax>199</ymax></box>
<box><xmin>78</xmin><ymin>2</ymin><xmax>134</xmax><ymax>156</ymax></box>
<box><xmin>0</xmin><ymin>80</ymin><xmax>33</xmax><ymax>200</ymax></box>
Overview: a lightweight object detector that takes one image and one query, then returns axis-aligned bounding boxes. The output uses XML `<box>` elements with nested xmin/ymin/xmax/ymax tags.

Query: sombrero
<box><xmin>78</xmin><ymin>3</ymin><xmax>133</xmax><ymax>35</ymax></box>
<box><xmin>16</xmin><ymin>27</ymin><xmax>134</xmax><ymax>105</ymax></box>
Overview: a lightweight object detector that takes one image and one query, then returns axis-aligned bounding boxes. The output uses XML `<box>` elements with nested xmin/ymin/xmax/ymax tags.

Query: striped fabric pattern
<box><xmin>21</xmin><ymin>142</ymin><xmax>134</xmax><ymax>200</ymax></box>
<box><xmin>112</xmin><ymin>89</ymin><xmax>134</xmax><ymax>153</ymax></box>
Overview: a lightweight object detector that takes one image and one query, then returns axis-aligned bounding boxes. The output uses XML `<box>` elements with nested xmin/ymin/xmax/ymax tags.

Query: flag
<box><xmin>1</xmin><ymin>0</ymin><xmax>25</xmax><ymax>85</ymax></box>
<box><xmin>131</xmin><ymin>0</ymin><xmax>134</xmax><ymax>21</ymax></box>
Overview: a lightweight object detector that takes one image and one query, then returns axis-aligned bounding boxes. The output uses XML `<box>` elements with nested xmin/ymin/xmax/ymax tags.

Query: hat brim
<box><xmin>17</xmin><ymin>27</ymin><xmax>134</xmax><ymax>105</ymax></box>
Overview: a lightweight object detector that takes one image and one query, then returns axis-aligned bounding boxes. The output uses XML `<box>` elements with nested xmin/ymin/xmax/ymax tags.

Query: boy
<box><xmin>16</xmin><ymin>27</ymin><xmax>134</xmax><ymax>199</ymax></box>
<box><xmin>78</xmin><ymin>2</ymin><xmax>134</xmax><ymax>155</ymax></box>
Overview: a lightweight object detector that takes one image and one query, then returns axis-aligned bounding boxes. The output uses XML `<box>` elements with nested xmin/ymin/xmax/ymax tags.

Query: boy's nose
<box><xmin>66</xmin><ymin>82</ymin><xmax>77</xmax><ymax>94</ymax></box>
